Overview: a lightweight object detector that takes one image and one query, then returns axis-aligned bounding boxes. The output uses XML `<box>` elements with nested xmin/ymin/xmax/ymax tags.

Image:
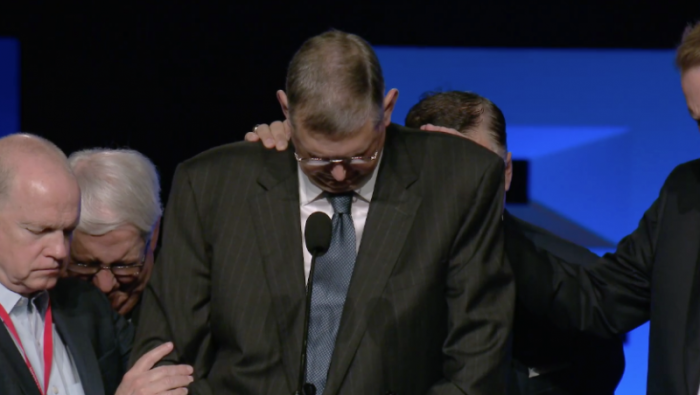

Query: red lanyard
<box><xmin>0</xmin><ymin>298</ymin><xmax>54</xmax><ymax>395</ymax></box>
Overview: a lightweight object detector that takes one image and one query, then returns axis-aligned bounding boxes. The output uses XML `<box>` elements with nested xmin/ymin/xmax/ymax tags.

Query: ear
<box><xmin>504</xmin><ymin>152</ymin><xmax>513</xmax><ymax>193</ymax></box>
<box><xmin>149</xmin><ymin>216</ymin><xmax>162</xmax><ymax>254</ymax></box>
<box><xmin>382</xmin><ymin>88</ymin><xmax>400</xmax><ymax>127</ymax></box>
<box><xmin>277</xmin><ymin>90</ymin><xmax>290</xmax><ymax>120</ymax></box>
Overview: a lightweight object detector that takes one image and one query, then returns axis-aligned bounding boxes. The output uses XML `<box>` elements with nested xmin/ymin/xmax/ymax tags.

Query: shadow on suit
<box><xmin>504</xmin><ymin>211</ymin><xmax>625</xmax><ymax>395</ymax></box>
<box><xmin>0</xmin><ymin>277</ymin><xmax>133</xmax><ymax>395</ymax></box>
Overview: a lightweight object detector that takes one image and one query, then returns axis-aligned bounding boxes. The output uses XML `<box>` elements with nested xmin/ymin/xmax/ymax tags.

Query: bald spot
<box><xmin>0</xmin><ymin>134</ymin><xmax>76</xmax><ymax>206</ymax></box>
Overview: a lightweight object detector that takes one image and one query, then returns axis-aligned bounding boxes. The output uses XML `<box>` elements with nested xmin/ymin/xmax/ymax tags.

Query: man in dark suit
<box><xmin>1</xmin><ymin>277</ymin><xmax>132</xmax><ymax>395</ymax></box>
<box><xmin>0</xmin><ymin>133</ymin><xmax>192</xmax><ymax>395</ymax></box>
<box><xmin>494</xmin><ymin>23</ymin><xmax>700</xmax><ymax>395</ymax></box>
<box><xmin>404</xmin><ymin>91</ymin><xmax>625</xmax><ymax>395</ymax></box>
<box><xmin>130</xmin><ymin>30</ymin><xmax>514</xmax><ymax>395</ymax></box>
<box><xmin>248</xmin><ymin>91</ymin><xmax>626</xmax><ymax>394</ymax></box>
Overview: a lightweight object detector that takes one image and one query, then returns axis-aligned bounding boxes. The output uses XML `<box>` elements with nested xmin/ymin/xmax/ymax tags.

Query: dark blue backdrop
<box><xmin>376</xmin><ymin>46</ymin><xmax>700</xmax><ymax>394</ymax></box>
<box><xmin>0</xmin><ymin>39</ymin><xmax>17</xmax><ymax>138</ymax></box>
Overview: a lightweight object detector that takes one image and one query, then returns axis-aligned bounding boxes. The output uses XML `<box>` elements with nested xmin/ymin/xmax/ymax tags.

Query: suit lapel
<box><xmin>0</xmin><ymin>324</ymin><xmax>41</xmax><ymax>395</ymax></box>
<box><xmin>324</xmin><ymin>126</ymin><xmax>421</xmax><ymax>395</ymax></box>
<box><xmin>51</xmin><ymin>298</ymin><xmax>105</xmax><ymax>395</ymax></box>
<box><xmin>249</xmin><ymin>149</ymin><xmax>306</xmax><ymax>391</ymax></box>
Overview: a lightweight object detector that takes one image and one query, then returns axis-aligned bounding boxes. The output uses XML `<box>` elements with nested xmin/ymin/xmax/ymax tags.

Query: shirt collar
<box><xmin>0</xmin><ymin>280</ymin><xmax>23</xmax><ymax>315</ymax></box>
<box><xmin>298</xmin><ymin>149</ymin><xmax>383</xmax><ymax>206</ymax></box>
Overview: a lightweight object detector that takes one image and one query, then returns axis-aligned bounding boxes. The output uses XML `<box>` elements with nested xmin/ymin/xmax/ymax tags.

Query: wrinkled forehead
<box><xmin>292</xmin><ymin>119</ymin><xmax>383</xmax><ymax>158</ymax></box>
<box><xmin>71</xmin><ymin>227</ymin><xmax>146</xmax><ymax>261</ymax></box>
<box><xmin>5</xmin><ymin>169</ymin><xmax>80</xmax><ymax>211</ymax></box>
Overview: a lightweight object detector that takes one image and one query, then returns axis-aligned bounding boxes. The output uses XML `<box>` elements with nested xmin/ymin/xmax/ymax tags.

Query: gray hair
<box><xmin>68</xmin><ymin>148</ymin><xmax>162</xmax><ymax>239</ymax></box>
<box><xmin>286</xmin><ymin>30</ymin><xmax>385</xmax><ymax>137</ymax></box>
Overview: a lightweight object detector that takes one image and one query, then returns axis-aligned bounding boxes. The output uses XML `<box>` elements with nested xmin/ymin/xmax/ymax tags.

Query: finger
<box><xmin>253</xmin><ymin>124</ymin><xmax>276</xmax><ymax>148</ymax></box>
<box><xmin>131</xmin><ymin>342</ymin><xmax>174</xmax><ymax>373</ymax></box>
<box><xmin>283</xmin><ymin>119</ymin><xmax>292</xmax><ymax>138</ymax></box>
<box><xmin>160</xmin><ymin>388</ymin><xmax>189</xmax><ymax>395</ymax></box>
<box><xmin>146</xmin><ymin>364</ymin><xmax>194</xmax><ymax>383</ymax></box>
<box><xmin>421</xmin><ymin>123</ymin><xmax>446</xmax><ymax>132</ymax></box>
<box><xmin>146</xmin><ymin>373</ymin><xmax>194</xmax><ymax>393</ymax></box>
<box><xmin>244</xmin><ymin>131</ymin><xmax>261</xmax><ymax>142</ymax></box>
<box><xmin>269</xmin><ymin>121</ymin><xmax>290</xmax><ymax>150</ymax></box>
<box><xmin>117</xmin><ymin>293</ymin><xmax>141</xmax><ymax>316</ymax></box>
<box><xmin>420</xmin><ymin>123</ymin><xmax>461</xmax><ymax>135</ymax></box>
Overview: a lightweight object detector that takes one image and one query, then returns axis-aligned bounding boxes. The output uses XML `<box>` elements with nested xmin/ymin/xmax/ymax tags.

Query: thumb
<box><xmin>244</xmin><ymin>131</ymin><xmax>261</xmax><ymax>142</ymax></box>
<box><xmin>131</xmin><ymin>342</ymin><xmax>174</xmax><ymax>373</ymax></box>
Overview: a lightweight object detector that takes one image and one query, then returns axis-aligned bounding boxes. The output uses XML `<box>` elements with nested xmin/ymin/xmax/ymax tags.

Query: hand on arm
<box><xmin>506</xmin><ymin>192</ymin><xmax>661</xmax><ymax>336</ymax></box>
<box><xmin>244</xmin><ymin>120</ymin><xmax>291</xmax><ymax>151</ymax></box>
<box><xmin>117</xmin><ymin>343</ymin><xmax>193</xmax><ymax>395</ymax></box>
<box><xmin>129</xmin><ymin>164</ymin><xmax>215</xmax><ymax>394</ymax></box>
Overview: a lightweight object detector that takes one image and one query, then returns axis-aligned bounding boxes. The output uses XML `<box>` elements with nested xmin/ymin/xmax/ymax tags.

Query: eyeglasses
<box><xmin>68</xmin><ymin>261</ymin><xmax>144</xmax><ymax>278</ymax></box>
<box><xmin>294</xmin><ymin>151</ymin><xmax>380</xmax><ymax>167</ymax></box>
<box><xmin>67</xmin><ymin>239</ymin><xmax>150</xmax><ymax>280</ymax></box>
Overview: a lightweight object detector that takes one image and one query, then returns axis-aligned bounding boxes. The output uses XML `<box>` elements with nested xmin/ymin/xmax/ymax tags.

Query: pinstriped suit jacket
<box><xmin>130</xmin><ymin>124</ymin><xmax>514</xmax><ymax>395</ymax></box>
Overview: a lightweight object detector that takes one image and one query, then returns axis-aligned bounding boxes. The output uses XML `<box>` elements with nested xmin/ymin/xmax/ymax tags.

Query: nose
<box><xmin>331</xmin><ymin>164</ymin><xmax>347</xmax><ymax>181</ymax></box>
<box><xmin>93</xmin><ymin>270</ymin><xmax>118</xmax><ymax>293</ymax></box>
<box><xmin>47</xmin><ymin>230</ymin><xmax>69</xmax><ymax>261</ymax></box>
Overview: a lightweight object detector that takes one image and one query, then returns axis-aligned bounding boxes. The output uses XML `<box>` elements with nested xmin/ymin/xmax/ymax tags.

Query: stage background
<box><xmin>377</xmin><ymin>47</ymin><xmax>698</xmax><ymax>394</ymax></box>
<box><xmin>2</xmin><ymin>2</ymin><xmax>700</xmax><ymax>393</ymax></box>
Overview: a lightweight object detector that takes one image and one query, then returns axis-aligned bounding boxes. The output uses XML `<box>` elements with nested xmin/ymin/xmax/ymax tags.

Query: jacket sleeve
<box><xmin>427</xmin><ymin>157</ymin><xmax>515</xmax><ymax>395</ymax></box>
<box><xmin>505</xmin><ymin>184</ymin><xmax>665</xmax><ymax>337</ymax></box>
<box><xmin>128</xmin><ymin>163</ymin><xmax>214</xmax><ymax>395</ymax></box>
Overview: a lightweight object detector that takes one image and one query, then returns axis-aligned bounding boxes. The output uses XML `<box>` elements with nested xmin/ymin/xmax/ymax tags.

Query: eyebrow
<box><xmin>19</xmin><ymin>222</ymin><xmax>59</xmax><ymax>231</ymax></box>
<box><xmin>72</xmin><ymin>258</ymin><xmax>142</xmax><ymax>266</ymax></box>
<box><xmin>307</xmin><ymin>144</ymin><xmax>374</xmax><ymax>159</ymax></box>
<box><xmin>71</xmin><ymin>252</ymin><xmax>143</xmax><ymax>266</ymax></box>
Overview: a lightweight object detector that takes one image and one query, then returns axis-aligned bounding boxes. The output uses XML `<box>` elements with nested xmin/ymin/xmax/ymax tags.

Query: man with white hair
<box><xmin>65</xmin><ymin>149</ymin><xmax>161</xmax><ymax>324</ymax></box>
<box><xmin>0</xmin><ymin>133</ymin><xmax>192</xmax><ymax>395</ymax></box>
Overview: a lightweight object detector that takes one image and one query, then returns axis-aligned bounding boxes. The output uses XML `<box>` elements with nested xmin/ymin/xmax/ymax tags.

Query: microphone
<box><xmin>295</xmin><ymin>212</ymin><xmax>332</xmax><ymax>395</ymax></box>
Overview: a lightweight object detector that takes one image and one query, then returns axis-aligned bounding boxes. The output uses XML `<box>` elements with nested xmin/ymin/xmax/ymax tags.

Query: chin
<box><xmin>318</xmin><ymin>182</ymin><xmax>355</xmax><ymax>193</ymax></box>
<box><xmin>27</xmin><ymin>276</ymin><xmax>59</xmax><ymax>293</ymax></box>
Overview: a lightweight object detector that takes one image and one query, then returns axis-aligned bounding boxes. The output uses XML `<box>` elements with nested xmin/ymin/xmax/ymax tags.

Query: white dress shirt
<box><xmin>298</xmin><ymin>154</ymin><xmax>382</xmax><ymax>283</ymax></box>
<box><xmin>0</xmin><ymin>282</ymin><xmax>85</xmax><ymax>395</ymax></box>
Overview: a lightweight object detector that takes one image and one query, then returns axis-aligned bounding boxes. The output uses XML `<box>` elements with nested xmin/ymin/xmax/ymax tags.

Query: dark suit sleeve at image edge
<box><xmin>427</xmin><ymin>157</ymin><xmax>515</xmax><ymax>395</ymax></box>
<box><xmin>506</xmin><ymin>177</ymin><xmax>665</xmax><ymax>336</ymax></box>
<box><xmin>128</xmin><ymin>163</ymin><xmax>215</xmax><ymax>395</ymax></box>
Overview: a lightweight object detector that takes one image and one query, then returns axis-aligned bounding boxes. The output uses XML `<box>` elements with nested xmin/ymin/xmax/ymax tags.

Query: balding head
<box><xmin>284</xmin><ymin>30</ymin><xmax>386</xmax><ymax>137</ymax></box>
<box><xmin>0</xmin><ymin>133</ymin><xmax>73</xmax><ymax>205</ymax></box>
<box><xmin>0</xmin><ymin>133</ymin><xmax>80</xmax><ymax>295</ymax></box>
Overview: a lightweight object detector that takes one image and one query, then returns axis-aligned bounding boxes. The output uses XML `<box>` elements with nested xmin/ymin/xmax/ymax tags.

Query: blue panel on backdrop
<box><xmin>0</xmin><ymin>38</ymin><xmax>19</xmax><ymax>138</ymax></box>
<box><xmin>375</xmin><ymin>46</ymin><xmax>697</xmax><ymax>394</ymax></box>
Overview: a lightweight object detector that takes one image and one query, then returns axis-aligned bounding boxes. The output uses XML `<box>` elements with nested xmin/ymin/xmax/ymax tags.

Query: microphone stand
<box><xmin>294</xmin><ymin>250</ymin><xmax>319</xmax><ymax>395</ymax></box>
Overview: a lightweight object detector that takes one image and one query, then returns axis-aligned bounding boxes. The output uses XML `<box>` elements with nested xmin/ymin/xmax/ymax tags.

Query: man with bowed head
<box><xmin>65</xmin><ymin>148</ymin><xmax>162</xmax><ymax>325</ymax></box>
<box><xmin>250</xmin><ymin>21</ymin><xmax>700</xmax><ymax>395</ymax></box>
<box><xmin>248</xmin><ymin>91</ymin><xmax>626</xmax><ymax>395</ymax></box>
<box><xmin>131</xmin><ymin>30</ymin><xmax>514</xmax><ymax>395</ymax></box>
<box><xmin>0</xmin><ymin>133</ymin><xmax>192</xmax><ymax>395</ymax></box>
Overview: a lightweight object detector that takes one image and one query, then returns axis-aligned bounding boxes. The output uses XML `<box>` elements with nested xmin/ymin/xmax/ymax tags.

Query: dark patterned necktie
<box><xmin>306</xmin><ymin>193</ymin><xmax>357</xmax><ymax>395</ymax></box>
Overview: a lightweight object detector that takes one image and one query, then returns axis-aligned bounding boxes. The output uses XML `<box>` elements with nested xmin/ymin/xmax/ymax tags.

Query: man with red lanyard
<box><xmin>0</xmin><ymin>133</ymin><xmax>193</xmax><ymax>395</ymax></box>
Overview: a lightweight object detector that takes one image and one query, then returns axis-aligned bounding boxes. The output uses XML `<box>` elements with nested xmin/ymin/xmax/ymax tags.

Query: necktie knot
<box><xmin>328</xmin><ymin>193</ymin><xmax>353</xmax><ymax>215</ymax></box>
